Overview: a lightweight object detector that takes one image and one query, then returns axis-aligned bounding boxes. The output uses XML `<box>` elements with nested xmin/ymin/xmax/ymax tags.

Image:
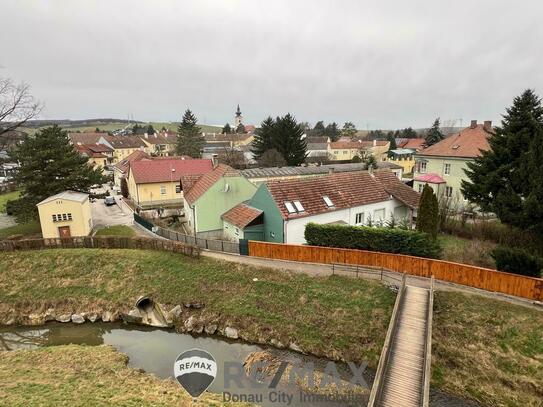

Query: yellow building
<box><xmin>75</xmin><ymin>144</ymin><xmax>115</xmax><ymax>170</ymax></box>
<box><xmin>36</xmin><ymin>191</ymin><xmax>93</xmax><ymax>238</ymax></box>
<box><xmin>140</xmin><ymin>131</ymin><xmax>178</xmax><ymax>156</ymax></box>
<box><xmin>106</xmin><ymin>135</ymin><xmax>149</xmax><ymax>163</ymax></box>
<box><xmin>127</xmin><ymin>158</ymin><xmax>213</xmax><ymax>209</ymax></box>
<box><xmin>327</xmin><ymin>140</ymin><xmax>390</xmax><ymax>161</ymax></box>
<box><xmin>387</xmin><ymin>148</ymin><xmax>417</xmax><ymax>174</ymax></box>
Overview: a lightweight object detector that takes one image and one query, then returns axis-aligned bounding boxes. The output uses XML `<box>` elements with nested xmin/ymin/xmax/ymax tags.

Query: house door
<box><xmin>58</xmin><ymin>226</ymin><xmax>71</xmax><ymax>238</ymax></box>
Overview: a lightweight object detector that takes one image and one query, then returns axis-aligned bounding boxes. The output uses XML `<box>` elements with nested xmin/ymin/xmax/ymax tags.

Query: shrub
<box><xmin>304</xmin><ymin>223</ymin><xmax>442</xmax><ymax>259</ymax></box>
<box><xmin>416</xmin><ymin>184</ymin><xmax>439</xmax><ymax>239</ymax></box>
<box><xmin>490</xmin><ymin>246</ymin><xmax>543</xmax><ymax>277</ymax></box>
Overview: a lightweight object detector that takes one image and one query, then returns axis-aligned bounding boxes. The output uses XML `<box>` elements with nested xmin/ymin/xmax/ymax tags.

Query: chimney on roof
<box><xmin>470</xmin><ymin>120</ymin><xmax>478</xmax><ymax>129</ymax></box>
<box><xmin>328</xmin><ymin>167</ymin><xmax>334</xmax><ymax>174</ymax></box>
<box><xmin>368</xmin><ymin>164</ymin><xmax>374</xmax><ymax>176</ymax></box>
<box><xmin>144</xmin><ymin>133</ymin><xmax>148</xmax><ymax>139</ymax></box>
<box><xmin>373</xmin><ymin>139</ymin><xmax>377</xmax><ymax>147</ymax></box>
<box><xmin>483</xmin><ymin>120</ymin><xmax>492</xmax><ymax>131</ymax></box>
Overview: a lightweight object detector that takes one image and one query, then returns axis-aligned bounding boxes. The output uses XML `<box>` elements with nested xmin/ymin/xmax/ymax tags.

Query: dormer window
<box><xmin>323</xmin><ymin>195</ymin><xmax>334</xmax><ymax>207</ymax></box>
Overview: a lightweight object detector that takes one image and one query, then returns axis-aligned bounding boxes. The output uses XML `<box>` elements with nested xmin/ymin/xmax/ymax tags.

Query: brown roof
<box><xmin>266</xmin><ymin>170</ymin><xmax>402</xmax><ymax>220</ymax></box>
<box><xmin>140</xmin><ymin>132</ymin><xmax>178</xmax><ymax>145</ymax></box>
<box><xmin>418</xmin><ymin>124</ymin><xmax>493</xmax><ymax>158</ymax></box>
<box><xmin>114</xmin><ymin>150</ymin><xmax>152</xmax><ymax>174</ymax></box>
<box><xmin>69</xmin><ymin>132</ymin><xmax>107</xmax><ymax>145</ymax></box>
<box><xmin>179</xmin><ymin>174</ymin><xmax>203</xmax><ymax>193</ymax></box>
<box><xmin>329</xmin><ymin>140</ymin><xmax>389</xmax><ymax>149</ymax></box>
<box><xmin>221</xmin><ymin>203</ymin><xmax>263</xmax><ymax>228</ymax></box>
<box><xmin>183</xmin><ymin>164</ymin><xmax>238</xmax><ymax>205</ymax></box>
<box><xmin>106</xmin><ymin>135</ymin><xmax>147</xmax><ymax>149</ymax></box>
<box><xmin>75</xmin><ymin>143</ymin><xmax>113</xmax><ymax>158</ymax></box>
<box><xmin>373</xmin><ymin>170</ymin><xmax>421</xmax><ymax>209</ymax></box>
<box><xmin>401</xmin><ymin>138</ymin><xmax>426</xmax><ymax>151</ymax></box>
<box><xmin>129</xmin><ymin>158</ymin><xmax>213</xmax><ymax>184</ymax></box>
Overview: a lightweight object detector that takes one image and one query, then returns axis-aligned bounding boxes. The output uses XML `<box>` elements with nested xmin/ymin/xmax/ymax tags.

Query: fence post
<box><xmin>332</xmin><ymin>264</ymin><xmax>335</xmax><ymax>275</ymax></box>
<box><xmin>380</xmin><ymin>267</ymin><xmax>383</xmax><ymax>281</ymax></box>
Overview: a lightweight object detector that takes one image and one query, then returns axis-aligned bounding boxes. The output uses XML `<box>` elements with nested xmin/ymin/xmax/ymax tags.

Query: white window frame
<box><xmin>323</xmin><ymin>195</ymin><xmax>334</xmax><ymax>207</ymax></box>
<box><xmin>419</xmin><ymin>162</ymin><xmax>427</xmax><ymax>173</ymax></box>
<box><xmin>284</xmin><ymin>201</ymin><xmax>296</xmax><ymax>214</ymax></box>
<box><xmin>444</xmin><ymin>163</ymin><xmax>451</xmax><ymax>176</ymax></box>
<box><xmin>293</xmin><ymin>200</ymin><xmax>305</xmax><ymax>212</ymax></box>
<box><xmin>160</xmin><ymin>185</ymin><xmax>167</xmax><ymax>195</ymax></box>
<box><xmin>355</xmin><ymin>212</ymin><xmax>364</xmax><ymax>225</ymax></box>
<box><xmin>418</xmin><ymin>184</ymin><xmax>423</xmax><ymax>193</ymax></box>
<box><xmin>175</xmin><ymin>184</ymin><xmax>181</xmax><ymax>193</ymax></box>
<box><xmin>373</xmin><ymin>208</ymin><xmax>386</xmax><ymax>222</ymax></box>
<box><xmin>445</xmin><ymin>186</ymin><xmax>453</xmax><ymax>198</ymax></box>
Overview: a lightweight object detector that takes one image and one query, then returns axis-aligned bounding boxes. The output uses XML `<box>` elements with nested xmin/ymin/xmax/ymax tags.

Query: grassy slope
<box><xmin>0</xmin><ymin>249</ymin><xmax>394</xmax><ymax>367</ymax></box>
<box><xmin>439</xmin><ymin>233</ymin><xmax>496</xmax><ymax>268</ymax></box>
<box><xmin>433</xmin><ymin>291</ymin><xmax>543</xmax><ymax>406</ymax></box>
<box><xmin>0</xmin><ymin>190</ymin><xmax>20</xmax><ymax>213</ymax></box>
<box><xmin>0</xmin><ymin>345</ymin><xmax>233</xmax><ymax>406</ymax></box>
<box><xmin>20</xmin><ymin>122</ymin><xmax>222</xmax><ymax>135</ymax></box>
<box><xmin>94</xmin><ymin>225</ymin><xmax>136</xmax><ymax>237</ymax></box>
<box><xmin>0</xmin><ymin>220</ymin><xmax>41</xmax><ymax>239</ymax></box>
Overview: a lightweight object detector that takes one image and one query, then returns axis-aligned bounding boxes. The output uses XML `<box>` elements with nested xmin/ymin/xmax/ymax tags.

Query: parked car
<box><xmin>104</xmin><ymin>196</ymin><xmax>116</xmax><ymax>206</ymax></box>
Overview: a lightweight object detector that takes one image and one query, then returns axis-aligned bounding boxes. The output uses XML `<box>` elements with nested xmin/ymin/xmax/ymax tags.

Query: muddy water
<box><xmin>0</xmin><ymin>323</ymin><xmax>477</xmax><ymax>406</ymax></box>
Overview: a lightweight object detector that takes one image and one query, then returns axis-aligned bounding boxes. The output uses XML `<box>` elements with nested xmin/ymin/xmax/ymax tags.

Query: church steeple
<box><xmin>234</xmin><ymin>104</ymin><xmax>243</xmax><ymax>128</ymax></box>
<box><xmin>235</xmin><ymin>104</ymin><xmax>242</xmax><ymax>117</ymax></box>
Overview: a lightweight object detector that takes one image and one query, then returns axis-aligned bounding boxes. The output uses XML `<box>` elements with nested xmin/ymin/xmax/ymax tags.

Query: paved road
<box><xmin>91</xmin><ymin>196</ymin><xmax>133</xmax><ymax>229</ymax></box>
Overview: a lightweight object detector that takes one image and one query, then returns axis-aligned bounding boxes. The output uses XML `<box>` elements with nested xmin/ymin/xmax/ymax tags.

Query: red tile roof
<box><xmin>129</xmin><ymin>158</ymin><xmax>213</xmax><ymax>184</ymax></box>
<box><xmin>414</xmin><ymin>173</ymin><xmax>446</xmax><ymax>184</ymax></box>
<box><xmin>221</xmin><ymin>203</ymin><xmax>263</xmax><ymax>228</ymax></box>
<box><xmin>140</xmin><ymin>132</ymin><xmax>178</xmax><ymax>145</ymax></box>
<box><xmin>373</xmin><ymin>170</ymin><xmax>421</xmax><ymax>208</ymax></box>
<box><xmin>183</xmin><ymin>164</ymin><xmax>238</xmax><ymax>205</ymax></box>
<box><xmin>105</xmin><ymin>135</ymin><xmax>147</xmax><ymax>149</ymax></box>
<box><xmin>401</xmin><ymin>138</ymin><xmax>426</xmax><ymax>151</ymax></box>
<box><xmin>266</xmin><ymin>169</ymin><xmax>414</xmax><ymax>220</ymax></box>
<box><xmin>418</xmin><ymin>124</ymin><xmax>492</xmax><ymax>158</ymax></box>
<box><xmin>114</xmin><ymin>150</ymin><xmax>152</xmax><ymax>174</ymax></box>
<box><xmin>69</xmin><ymin>132</ymin><xmax>107</xmax><ymax>145</ymax></box>
<box><xmin>75</xmin><ymin>143</ymin><xmax>113</xmax><ymax>158</ymax></box>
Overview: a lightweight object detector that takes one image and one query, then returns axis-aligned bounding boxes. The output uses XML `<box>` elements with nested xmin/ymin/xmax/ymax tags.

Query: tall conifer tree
<box><xmin>176</xmin><ymin>109</ymin><xmax>204</xmax><ymax>158</ymax></box>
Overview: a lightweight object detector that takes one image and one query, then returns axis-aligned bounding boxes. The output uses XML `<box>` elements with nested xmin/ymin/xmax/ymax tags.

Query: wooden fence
<box><xmin>248</xmin><ymin>241</ymin><xmax>543</xmax><ymax>302</ymax></box>
<box><xmin>0</xmin><ymin>236</ymin><xmax>200</xmax><ymax>257</ymax></box>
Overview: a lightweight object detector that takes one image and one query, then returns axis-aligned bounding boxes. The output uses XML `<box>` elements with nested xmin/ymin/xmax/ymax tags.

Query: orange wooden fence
<box><xmin>248</xmin><ymin>241</ymin><xmax>543</xmax><ymax>302</ymax></box>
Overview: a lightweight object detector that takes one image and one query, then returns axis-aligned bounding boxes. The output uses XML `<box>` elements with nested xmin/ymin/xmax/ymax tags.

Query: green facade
<box><xmin>248</xmin><ymin>184</ymin><xmax>284</xmax><ymax>243</ymax></box>
<box><xmin>194</xmin><ymin>175</ymin><xmax>257</xmax><ymax>233</ymax></box>
<box><xmin>413</xmin><ymin>155</ymin><xmax>472</xmax><ymax>206</ymax></box>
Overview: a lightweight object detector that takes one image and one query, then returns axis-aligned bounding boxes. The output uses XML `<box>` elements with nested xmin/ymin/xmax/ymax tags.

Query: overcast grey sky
<box><xmin>2</xmin><ymin>0</ymin><xmax>543</xmax><ymax>129</ymax></box>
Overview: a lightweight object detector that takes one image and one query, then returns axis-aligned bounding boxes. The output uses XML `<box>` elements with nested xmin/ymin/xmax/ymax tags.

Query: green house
<box><xmin>182</xmin><ymin>164</ymin><xmax>257</xmax><ymax>238</ymax></box>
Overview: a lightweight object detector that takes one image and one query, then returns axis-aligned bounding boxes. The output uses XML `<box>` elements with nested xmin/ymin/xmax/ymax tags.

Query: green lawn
<box><xmin>0</xmin><ymin>220</ymin><xmax>41</xmax><ymax>239</ymax></box>
<box><xmin>0</xmin><ymin>190</ymin><xmax>20</xmax><ymax>213</ymax></box>
<box><xmin>0</xmin><ymin>345</ymin><xmax>230</xmax><ymax>406</ymax></box>
<box><xmin>0</xmin><ymin>249</ymin><xmax>395</xmax><ymax>367</ymax></box>
<box><xmin>95</xmin><ymin>225</ymin><xmax>136</xmax><ymax>237</ymax></box>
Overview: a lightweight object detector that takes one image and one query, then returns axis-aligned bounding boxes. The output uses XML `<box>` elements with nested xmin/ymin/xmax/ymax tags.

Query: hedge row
<box><xmin>491</xmin><ymin>246</ymin><xmax>543</xmax><ymax>277</ymax></box>
<box><xmin>304</xmin><ymin>223</ymin><xmax>442</xmax><ymax>259</ymax></box>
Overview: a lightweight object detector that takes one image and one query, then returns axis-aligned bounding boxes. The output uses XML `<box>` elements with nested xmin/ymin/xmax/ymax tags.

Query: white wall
<box><xmin>284</xmin><ymin>198</ymin><xmax>406</xmax><ymax>244</ymax></box>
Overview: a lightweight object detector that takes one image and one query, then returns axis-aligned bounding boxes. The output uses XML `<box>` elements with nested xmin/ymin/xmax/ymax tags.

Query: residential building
<box><xmin>305</xmin><ymin>136</ymin><xmax>329</xmax><ymax>161</ymax></box>
<box><xmin>105</xmin><ymin>135</ymin><xmax>149</xmax><ymax>162</ymax></box>
<box><xmin>222</xmin><ymin>203</ymin><xmax>264</xmax><ymax>241</ymax></box>
<box><xmin>127</xmin><ymin>158</ymin><xmax>213</xmax><ymax>209</ymax></box>
<box><xmin>37</xmin><ymin>191</ymin><xmax>92</xmax><ymax>239</ymax></box>
<box><xmin>245</xmin><ymin>169</ymin><xmax>420</xmax><ymax>244</ymax></box>
<box><xmin>397</xmin><ymin>138</ymin><xmax>426</xmax><ymax>151</ymax></box>
<box><xmin>413</xmin><ymin>120</ymin><xmax>493</xmax><ymax>206</ymax></box>
<box><xmin>74</xmin><ymin>144</ymin><xmax>115</xmax><ymax>170</ymax></box>
<box><xmin>139</xmin><ymin>131</ymin><xmax>178</xmax><ymax>156</ymax></box>
<box><xmin>387</xmin><ymin>148</ymin><xmax>417</xmax><ymax>174</ymax></box>
<box><xmin>241</xmin><ymin>162</ymin><xmax>403</xmax><ymax>185</ymax></box>
<box><xmin>327</xmin><ymin>140</ymin><xmax>390</xmax><ymax>161</ymax></box>
<box><xmin>113</xmin><ymin>150</ymin><xmax>151</xmax><ymax>189</ymax></box>
<box><xmin>182</xmin><ymin>164</ymin><xmax>257</xmax><ymax>238</ymax></box>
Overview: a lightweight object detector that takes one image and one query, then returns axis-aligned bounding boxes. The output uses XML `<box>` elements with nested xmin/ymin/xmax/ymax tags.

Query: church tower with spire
<box><xmin>234</xmin><ymin>104</ymin><xmax>243</xmax><ymax>128</ymax></box>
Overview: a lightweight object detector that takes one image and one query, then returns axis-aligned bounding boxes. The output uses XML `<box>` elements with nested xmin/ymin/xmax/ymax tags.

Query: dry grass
<box><xmin>0</xmin><ymin>344</ymin><xmax>237</xmax><ymax>406</ymax></box>
<box><xmin>439</xmin><ymin>234</ymin><xmax>496</xmax><ymax>268</ymax></box>
<box><xmin>0</xmin><ymin>248</ymin><xmax>395</xmax><ymax>367</ymax></box>
<box><xmin>433</xmin><ymin>291</ymin><xmax>543</xmax><ymax>406</ymax></box>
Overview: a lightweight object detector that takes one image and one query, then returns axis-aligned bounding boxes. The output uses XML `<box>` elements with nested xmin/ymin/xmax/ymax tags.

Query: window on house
<box><xmin>418</xmin><ymin>184</ymin><xmax>423</xmax><ymax>193</ymax></box>
<box><xmin>284</xmin><ymin>201</ymin><xmax>296</xmax><ymax>214</ymax></box>
<box><xmin>419</xmin><ymin>162</ymin><xmax>427</xmax><ymax>173</ymax></box>
<box><xmin>343</xmin><ymin>150</ymin><xmax>348</xmax><ymax>154</ymax></box>
<box><xmin>293</xmin><ymin>200</ymin><xmax>305</xmax><ymax>212</ymax></box>
<box><xmin>160</xmin><ymin>186</ymin><xmax>167</xmax><ymax>195</ymax></box>
<box><xmin>333</xmin><ymin>151</ymin><xmax>338</xmax><ymax>155</ymax></box>
<box><xmin>323</xmin><ymin>195</ymin><xmax>334</xmax><ymax>207</ymax></box>
<box><xmin>62</xmin><ymin>214</ymin><xmax>67</xmax><ymax>221</ymax></box>
<box><xmin>67</xmin><ymin>213</ymin><xmax>72</xmax><ymax>221</ymax></box>
<box><xmin>52</xmin><ymin>214</ymin><xmax>57</xmax><ymax>222</ymax></box>
<box><xmin>445</xmin><ymin>186</ymin><xmax>453</xmax><ymax>198</ymax></box>
<box><xmin>374</xmin><ymin>208</ymin><xmax>385</xmax><ymax>221</ymax></box>
<box><xmin>444</xmin><ymin>163</ymin><xmax>451</xmax><ymax>175</ymax></box>
<box><xmin>355</xmin><ymin>212</ymin><xmax>364</xmax><ymax>225</ymax></box>
<box><xmin>235</xmin><ymin>228</ymin><xmax>239</xmax><ymax>236</ymax></box>
<box><xmin>175</xmin><ymin>184</ymin><xmax>181</xmax><ymax>193</ymax></box>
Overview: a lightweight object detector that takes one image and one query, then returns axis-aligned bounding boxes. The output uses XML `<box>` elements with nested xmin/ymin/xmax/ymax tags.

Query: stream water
<box><xmin>0</xmin><ymin>323</ymin><xmax>477</xmax><ymax>406</ymax></box>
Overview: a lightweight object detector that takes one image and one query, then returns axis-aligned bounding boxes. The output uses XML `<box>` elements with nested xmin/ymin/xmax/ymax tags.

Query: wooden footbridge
<box><xmin>368</xmin><ymin>275</ymin><xmax>435</xmax><ymax>407</ymax></box>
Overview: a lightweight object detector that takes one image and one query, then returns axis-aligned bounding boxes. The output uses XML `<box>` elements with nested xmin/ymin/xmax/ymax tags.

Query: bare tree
<box><xmin>217</xmin><ymin>147</ymin><xmax>247</xmax><ymax>169</ymax></box>
<box><xmin>0</xmin><ymin>77</ymin><xmax>43</xmax><ymax>149</ymax></box>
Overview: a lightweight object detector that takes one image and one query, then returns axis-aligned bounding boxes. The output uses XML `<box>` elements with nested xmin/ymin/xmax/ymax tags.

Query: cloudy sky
<box><xmin>2</xmin><ymin>0</ymin><xmax>542</xmax><ymax>129</ymax></box>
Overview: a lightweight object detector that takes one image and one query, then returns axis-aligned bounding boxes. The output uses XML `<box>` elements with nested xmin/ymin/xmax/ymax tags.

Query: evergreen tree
<box><xmin>120</xmin><ymin>177</ymin><xmax>129</xmax><ymax>198</ymax></box>
<box><xmin>425</xmin><ymin>118</ymin><xmax>444</xmax><ymax>146</ymax></box>
<box><xmin>401</xmin><ymin>127</ymin><xmax>418</xmax><ymax>138</ymax></box>
<box><xmin>132</xmin><ymin>123</ymin><xmax>142</xmax><ymax>134</ymax></box>
<box><xmin>313</xmin><ymin>121</ymin><xmax>325</xmax><ymax>136</ymax></box>
<box><xmin>387</xmin><ymin>132</ymin><xmax>398</xmax><ymax>151</ymax></box>
<box><xmin>462</xmin><ymin>89</ymin><xmax>543</xmax><ymax>233</ymax></box>
<box><xmin>222</xmin><ymin>123</ymin><xmax>232</xmax><ymax>134</ymax></box>
<box><xmin>236</xmin><ymin>123</ymin><xmax>246</xmax><ymax>134</ymax></box>
<box><xmin>251</xmin><ymin>116</ymin><xmax>276</xmax><ymax>161</ymax></box>
<box><xmin>364</xmin><ymin>153</ymin><xmax>377</xmax><ymax>168</ymax></box>
<box><xmin>11</xmin><ymin>125</ymin><xmax>105</xmax><ymax>219</ymax></box>
<box><xmin>146</xmin><ymin>124</ymin><xmax>155</xmax><ymax>135</ymax></box>
<box><xmin>324</xmin><ymin>122</ymin><xmax>340</xmax><ymax>141</ymax></box>
<box><xmin>416</xmin><ymin>184</ymin><xmax>439</xmax><ymax>238</ymax></box>
<box><xmin>176</xmin><ymin>109</ymin><xmax>204</xmax><ymax>158</ymax></box>
<box><xmin>342</xmin><ymin>122</ymin><xmax>357</xmax><ymax>139</ymax></box>
<box><xmin>273</xmin><ymin>113</ymin><xmax>307</xmax><ymax>166</ymax></box>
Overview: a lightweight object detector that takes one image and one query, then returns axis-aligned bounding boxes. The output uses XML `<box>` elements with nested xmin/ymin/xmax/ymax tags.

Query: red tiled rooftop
<box><xmin>129</xmin><ymin>158</ymin><xmax>213</xmax><ymax>184</ymax></box>
<box><xmin>221</xmin><ymin>203</ymin><xmax>263</xmax><ymax>229</ymax></box>
<box><xmin>183</xmin><ymin>164</ymin><xmax>237</xmax><ymax>205</ymax></box>
<box><xmin>418</xmin><ymin>123</ymin><xmax>493</xmax><ymax>158</ymax></box>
